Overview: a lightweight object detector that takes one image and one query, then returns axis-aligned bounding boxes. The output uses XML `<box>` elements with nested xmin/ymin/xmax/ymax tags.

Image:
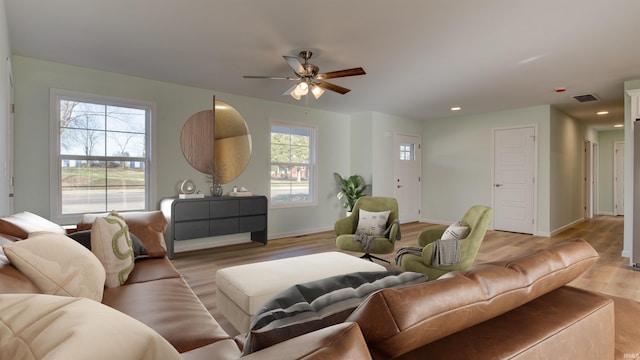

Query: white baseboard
<box><xmin>597</xmin><ymin>211</ymin><xmax>615</xmax><ymax>216</ymax></box>
<box><xmin>174</xmin><ymin>234</ymin><xmax>252</xmax><ymax>253</ymax></box>
<box><xmin>419</xmin><ymin>218</ymin><xmax>450</xmax><ymax>225</ymax></box>
<box><xmin>548</xmin><ymin>218</ymin><xmax>585</xmax><ymax>237</ymax></box>
<box><xmin>268</xmin><ymin>226</ymin><xmax>334</xmax><ymax>240</ymax></box>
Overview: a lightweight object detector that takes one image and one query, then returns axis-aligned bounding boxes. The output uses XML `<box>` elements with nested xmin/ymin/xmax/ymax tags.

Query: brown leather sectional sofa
<box><xmin>0</xmin><ymin>211</ymin><xmax>639</xmax><ymax>359</ymax></box>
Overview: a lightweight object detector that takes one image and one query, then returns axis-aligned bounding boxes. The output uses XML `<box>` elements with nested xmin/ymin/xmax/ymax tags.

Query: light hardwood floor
<box><xmin>171</xmin><ymin>215</ymin><xmax>639</xmax><ymax>336</ymax></box>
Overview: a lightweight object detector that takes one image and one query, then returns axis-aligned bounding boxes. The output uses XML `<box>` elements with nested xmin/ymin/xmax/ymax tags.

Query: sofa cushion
<box><xmin>243</xmin><ymin>270</ymin><xmax>426</xmax><ymax>355</ymax></box>
<box><xmin>2</xmin><ymin>231</ymin><xmax>105</xmax><ymax>301</ymax></box>
<box><xmin>102</xmin><ymin>276</ymin><xmax>231</xmax><ymax>353</ymax></box>
<box><xmin>0</xmin><ymin>293</ymin><xmax>182</xmax><ymax>360</ymax></box>
<box><xmin>0</xmin><ymin>263</ymin><xmax>41</xmax><ymax>294</ymax></box>
<box><xmin>78</xmin><ymin>210</ymin><xmax>168</xmax><ymax>258</ymax></box>
<box><xmin>356</xmin><ymin>210</ymin><xmax>390</xmax><ymax>235</ymax></box>
<box><xmin>347</xmin><ymin>239</ymin><xmax>600</xmax><ymax>359</ymax></box>
<box><xmin>91</xmin><ymin>212</ymin><xmax>135</xmax><ymax>288</ymax></box>
<box><xmin>0</xmin><ymin>211</ymin><xmax>66</xmax><ymax>239</ymax></box>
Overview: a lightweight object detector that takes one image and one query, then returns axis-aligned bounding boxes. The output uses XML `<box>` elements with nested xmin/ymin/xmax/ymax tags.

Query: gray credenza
<box><xmin>160</xmin><ymin>195</ymin><xmax>267</xmax><ymax>258</ymax></box>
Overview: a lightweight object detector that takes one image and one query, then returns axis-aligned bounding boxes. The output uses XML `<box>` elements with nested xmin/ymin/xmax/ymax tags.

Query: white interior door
<box><xmin>614</xmin><ymin>141</ymin><xmax>624</xmax><ymax>216</ymax></box>
<box><xmin>493</xmin><ymin>126</ymin><xmax>535</xmax><ymax>234</ymax></box>
<box><xmin>395</xmin><ymin>133</ymin><xmax>421</xmax><ymax>223</ymax></box>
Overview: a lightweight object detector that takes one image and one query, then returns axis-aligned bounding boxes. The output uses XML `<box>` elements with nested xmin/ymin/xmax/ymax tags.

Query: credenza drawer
<box><xmin>174</xmin><ymin>220</ymin><xmax>209</xmax><ymax>240</ymax></box>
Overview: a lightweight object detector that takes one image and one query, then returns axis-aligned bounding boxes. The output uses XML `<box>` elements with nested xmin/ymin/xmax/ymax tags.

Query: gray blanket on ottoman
<box><xmin>242</xmin><ymin>270</ymin><xmax>426</xmax><ymax>355</ymax></box>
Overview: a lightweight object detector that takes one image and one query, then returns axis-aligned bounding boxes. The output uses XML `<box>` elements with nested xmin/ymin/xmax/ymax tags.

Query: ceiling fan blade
<box><xmin>316</xmin><ymin>67</ymin><xmax>366</xmax><ymax>80</ymax></box>
<box><xmin>243</xmin><ymin>75</ymin><xmax>298</xmax><ymax>80</ymax></box>
<box><xmin>281</xmin><ymin>83</ymin><xmax>299</xmax><ymax>96</ymax></box>
<box><xmin>315</xmin><ymin>80</ymin><xmax>350</xmax><ymax>94</ymax></box>
<box><xmin>283</xmin><ymin>55</ymin><xmax>304</xmax><ymax>75</ymax></box>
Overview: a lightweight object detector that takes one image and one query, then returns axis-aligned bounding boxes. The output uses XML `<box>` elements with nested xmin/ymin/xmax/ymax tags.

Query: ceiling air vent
<box><xmin>573</xmin><ymin>93</ymin><xmax>599</xmax><ymax>103</ymax></box>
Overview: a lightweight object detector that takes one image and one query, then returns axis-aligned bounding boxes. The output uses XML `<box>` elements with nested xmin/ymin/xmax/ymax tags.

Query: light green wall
<box><xmin>8</xmin><ymin>55</ymin><xmax>617</xmax><ymax>241</ymax></box>
<box><xmin>0</xmin><ymin>0</ymin><xmax>11</xmax><ymax>216</ymax></box>
<box><xmin>597</xmin><ymin>130</ymin><xmax>624</xmax><ymax>215</ymax></box>
<box><xmin>349</xmin><ymin>112</ymin><xmax>373</xmax><ymax>189</ymax></box>
<box><xmin>370</xmin><ymin>112</ymin><xmax>422</xmax><ymax>197</ymax></box>
<box><xmin>11</xmin><ymin>56</ymin><xmax>354</xmax><ymax>237</ymax></box>
<box><xmin>421</xmin><ymin>106</ymin><xmax>552</xmax><ymax>234</ymax></box>
<box><xmin>549</xmin><ymin>107</ymin><xmax>588</xmax><ymax>231</ymax></box>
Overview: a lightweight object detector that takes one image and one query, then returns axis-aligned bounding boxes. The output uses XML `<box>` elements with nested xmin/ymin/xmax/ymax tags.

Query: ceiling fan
<box><xmin>243</xmin><ymin>50</ymin><xmax>366</xmax><ymax>100</ymax></box>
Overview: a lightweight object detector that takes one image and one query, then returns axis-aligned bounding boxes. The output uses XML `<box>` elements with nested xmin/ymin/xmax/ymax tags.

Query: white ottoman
<box><xmin>215</xmin><ymin>252</ymin><xmax>386</xmax><ymax>333</ymax></box>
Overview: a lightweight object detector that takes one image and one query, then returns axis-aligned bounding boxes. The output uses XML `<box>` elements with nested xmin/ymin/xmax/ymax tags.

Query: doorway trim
<box><xmin>614</xmin><ymin>141</ymin><xmax>624</xmax><ymax>216</ymax></box>
<box><xmin>584</xmin><ymin>140</ymin><xmax>594</xmax><ymax>219</ymax></box>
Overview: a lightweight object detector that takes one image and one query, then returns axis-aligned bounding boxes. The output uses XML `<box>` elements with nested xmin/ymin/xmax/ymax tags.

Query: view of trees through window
<box><xmin>58</xmin><ymin>99</ymin><xmax>148</xmax><ymax>215</ymax></box>
<box><xmin>270</xmin><ymin>124</ymin><xmax>314</xmax><ymax>204</ymax></box>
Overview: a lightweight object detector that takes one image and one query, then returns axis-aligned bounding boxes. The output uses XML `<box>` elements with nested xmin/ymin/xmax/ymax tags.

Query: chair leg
<box><xmin>360</xmin><ymin>253</ymin><xmax>390</xmax><ymax>264</ymax></box>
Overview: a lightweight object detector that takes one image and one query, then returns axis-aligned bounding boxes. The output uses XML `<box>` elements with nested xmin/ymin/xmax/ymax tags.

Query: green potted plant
<box><xmin>334</xmin><ymin>172</ymin><xmax>370</xmax><ymax>215</ymax></box>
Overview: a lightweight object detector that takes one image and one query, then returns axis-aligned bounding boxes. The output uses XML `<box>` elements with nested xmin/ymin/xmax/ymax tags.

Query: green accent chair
<box><xmin>335</xmin><ymin>196</ymin><xmax>399</xmax><ymax>263</ymax></box>
<box><xmin>399</xmin><ymin>205</ymin><xmax>492</xmax><ymax>279</ymax></box>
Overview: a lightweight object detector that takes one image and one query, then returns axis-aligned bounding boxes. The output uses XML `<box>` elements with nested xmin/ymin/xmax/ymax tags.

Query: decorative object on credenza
<box><xmin>207</xmin><ymin>163</ymin><xmax>224</xmax><ymax>197</ymax></box>
<box><xmin>178</xmin><ymin>179</ymin><xmax>205</xmax><ymax>199</ymax></box>
<box><xmin>229</xmin><ymin>186</ymin><xmax>253</xmax><ymax>197</ymax></box>
<box><xmin>180</xmin><ymin>179</ymin><xmax>195</xmax><ymax>194</ymax></box>
<box><xmin>180</xmin><ymin>96</ymin><xmax>252</xmax><ymax>185</ymax></box>
<box><xmin>210</xmin><ymin>184</ymin><xmax>224</xmax><ymax>197</ymax></box>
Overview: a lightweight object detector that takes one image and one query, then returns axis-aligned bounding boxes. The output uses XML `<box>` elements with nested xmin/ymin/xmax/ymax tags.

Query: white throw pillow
<box><xmin>91</xmin><ymin>211</ymin><xmax>135</xmax><ymax>288</ymax></box>
<box><xmin>356</xmin><ymin>210</ymin><xmax>391</xmax><ymax>236</ymax></box>
<box><xmin>442</xmin><ymin>221</ymin><xmax>470</xmax><ymax>240</ymax></box>
<box><xmin>0</xmin><ymin>293</ymin><xmax>182</xmax><ymax>360</ymax></box>
<box><xmin>3</xmin><ymin>231</ymin><xmax>105</xmax><ymax>301</ymax></box>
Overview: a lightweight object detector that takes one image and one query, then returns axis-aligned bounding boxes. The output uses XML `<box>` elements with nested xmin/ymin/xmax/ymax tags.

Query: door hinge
<box><xmin>418</xmin><ymin>209</ymin><xmax>421</xmax><ymax>215</ymax></box>
<box><xmin>10</xmin><ymin>103</ymin><xmax>14</xmax><ymax>114</ymax></box>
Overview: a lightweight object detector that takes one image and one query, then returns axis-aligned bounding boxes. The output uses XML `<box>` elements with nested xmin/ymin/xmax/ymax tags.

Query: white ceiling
<box><xmin>6</xmin><ymin>0</ymin><xmax>640</xmax><ymax>128</ymax></box>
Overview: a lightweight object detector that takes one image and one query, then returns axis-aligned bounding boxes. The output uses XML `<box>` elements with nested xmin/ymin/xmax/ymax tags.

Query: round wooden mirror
<box><xmin>180</xmin><ymin>99</ymin><xmax>252</xmax><ymax>184</ymax></box>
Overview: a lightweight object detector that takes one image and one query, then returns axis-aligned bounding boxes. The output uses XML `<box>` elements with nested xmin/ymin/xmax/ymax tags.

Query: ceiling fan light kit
<box><xmin>243</xmin><ymin>50</ymin><xmax>365</xmax><ymax>101</ymax></box>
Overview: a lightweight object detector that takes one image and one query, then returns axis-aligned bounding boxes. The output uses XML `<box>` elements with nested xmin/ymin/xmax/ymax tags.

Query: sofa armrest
<box><xmin>243</xmin><ymin>322</ymin><xmax>371</xmax><ymax>360</ymax></box>
<box><xmin>417</xmin><ymin>226</ymin><xmax>446</xmax><ymax>247</ymax></box>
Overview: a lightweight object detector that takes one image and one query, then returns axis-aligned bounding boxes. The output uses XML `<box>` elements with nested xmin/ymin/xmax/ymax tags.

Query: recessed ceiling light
<box><xmin>597</xmin><ymin>111</ymin><xmax>609</xmax><ymax>115</ymax></box>
<box><xmin>450</xmin><ymin>107</ymin><xmax>461</xmax><ymax>111</ymax></box>
<box><xmin>614</xmin><ymin>124</ymin><xmax>624</xmax><ymax>128</ymax></box>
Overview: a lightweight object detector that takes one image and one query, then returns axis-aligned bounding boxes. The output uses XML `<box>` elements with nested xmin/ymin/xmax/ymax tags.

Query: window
<box><xmin>400</xmin><ymin>143</ymin><xmax>416</xmax><ymax>161</ymax></box>
<box><xmin>50</xmin><ymin>89</ymin><xmax>155</xmax><ymax>224</ymax></box>
<box><xmin>270</xmin><ymin>122</ymin><xmax>316</xmax><ymax>206</ymax></box>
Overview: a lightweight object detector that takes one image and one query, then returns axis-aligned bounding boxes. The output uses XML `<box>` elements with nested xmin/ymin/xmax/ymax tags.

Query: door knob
<box><xmin>495</xmin><ymin>184</ymin><xmax>503</xmax><ymax>188</ymax></box>
<box><xmin>397</xmin><ymin>185</ymin><xmax>403</xmax><ymax>189</ymax></box>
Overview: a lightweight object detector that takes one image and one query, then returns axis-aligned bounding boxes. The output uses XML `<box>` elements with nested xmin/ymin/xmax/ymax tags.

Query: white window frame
<box><xmin>49</xmin><ymin>89</ymin><xmax>156</xmax><ymax>224</ymax></box>
<box><xmin>269</xmin><ymin>121</ymin><xmax>317</xmax><ymax>208</ymax></box>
